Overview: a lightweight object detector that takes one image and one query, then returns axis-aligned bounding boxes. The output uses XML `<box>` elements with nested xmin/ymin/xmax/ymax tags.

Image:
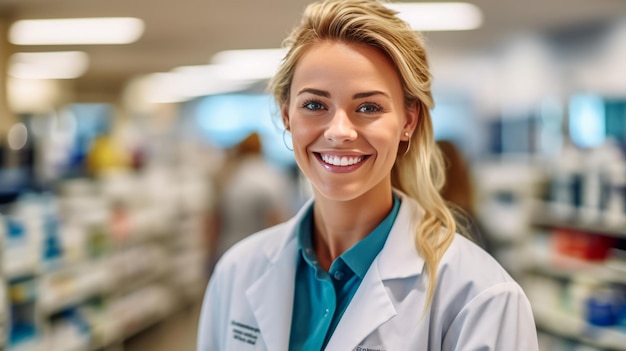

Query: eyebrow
<box><xmin>296</xmin><ymin>88</ymin><xmax>330</xmax><ymax>97</ymax></box>
<box><xmin>296</xmin><ymin>88</ymin><xmax>390</xmax><ymax>100</ymax></box>
<box><xmin>353</xmin><ymin>91</ymin><xmax>390</xmax><ymax>99</ymax></box>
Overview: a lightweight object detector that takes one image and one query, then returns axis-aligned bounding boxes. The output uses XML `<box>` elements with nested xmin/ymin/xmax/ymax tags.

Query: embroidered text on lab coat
<box><xmin>231</xmin><ymin>320</ymin><xmax>260</xmax><ymax>345</ymax></box>
<box><xmin>354</xmin><ymin>346</ymin><xmax>385</xmax><ymax>351</ymax></box>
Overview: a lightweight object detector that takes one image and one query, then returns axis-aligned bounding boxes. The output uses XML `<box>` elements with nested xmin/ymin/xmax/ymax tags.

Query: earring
<box><xmin>282</xmin><ymin>129</ymin><xmax>293</xmax><ymax>151</ymax></box>
<box><xmin>402</xmin><ymin>132</ymin><xmax>411</xmax><ymax>156</ymax></box>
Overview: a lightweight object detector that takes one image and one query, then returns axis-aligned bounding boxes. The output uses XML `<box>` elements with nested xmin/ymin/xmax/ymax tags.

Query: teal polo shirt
<box><xmin>289</xmin><ymin>194</ymin><xmax>401</xmax><ymax>350</ymax></box>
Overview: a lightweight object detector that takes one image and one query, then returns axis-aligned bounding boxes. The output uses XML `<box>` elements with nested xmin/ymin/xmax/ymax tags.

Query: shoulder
<box><xmin>215</xmin><ymin>220</ymin><xmax>295</xmax><ymax>273</ymax></box>
<box><xmin>434</xmin><ymin>233</ymin><xmax>529</xmax><ymax>318</ymax></box>
<box><xmin>439</xmin><ymin>233</ymin><xmax>515</xmax><ymax>287</ymax></box>
<box><xmin>204</xmin><ymin>219</ymin><xmax>297</xmax><ymax>315</ymax></box>
<box><xmin>198</xmin><ymin>221</ymin><xmax>296</xmax><ymax>351</ymax></box>
<box><xmin>435</xmin><ymin>236</ymin><xmax>538</xmax><ymax>349</ymax></box>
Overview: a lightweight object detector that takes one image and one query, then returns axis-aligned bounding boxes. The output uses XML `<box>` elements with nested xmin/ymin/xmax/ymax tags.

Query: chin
<box><xmin>312</xmin><ymin>183</ymin><xmax>367</xmax><ymax>202</ymax></box>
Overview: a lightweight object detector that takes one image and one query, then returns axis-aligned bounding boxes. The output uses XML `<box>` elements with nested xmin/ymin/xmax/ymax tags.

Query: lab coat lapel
<box><xmin>244</xmin><ymin>202</ymin><xmax>311</xmax><ymax>351</ymax></box>
<box><xmin>325</xmin><ymin>261</ymin><xmax>396</xmax><ymax>350</ymax></box>
<box><xmin>246</xmin><ymin>237</ymin><xmax>297</xmax><ymax>351</ymax></box>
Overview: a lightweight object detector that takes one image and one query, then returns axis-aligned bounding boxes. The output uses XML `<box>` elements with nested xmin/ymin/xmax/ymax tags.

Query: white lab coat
<box><xmin>198</xmin><ymin>191</ymin><xmax>539</xmax><ymax>351</ymax></box>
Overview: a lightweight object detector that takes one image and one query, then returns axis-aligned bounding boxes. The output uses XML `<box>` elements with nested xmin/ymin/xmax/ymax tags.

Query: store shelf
<box><xmin>527</xmin><ymin>253</ymin><xmax>626</xmax><ymax>285</ymax></box>
<box><xmin>523</xmin><ymin>197</ymin><xmax>626</xmax><ymax>351</ymax></box>
<box><xmin>532</xmin><ymin>201</ymin><xmax>626</xmax><ymax>239</ymax></box>
<box><xmin>3</xmin><ymin>247</ymin><xmax>39</xmax><ymax>281</ymax></box>
<box><xmin>38</xmin><ymin>261</ymin><xmax>113</xmax><ymax>316</ymax></box>
<box><xmin>534</xmin><ymin>306</ymin><xmax>626</xmax><ymax>351</ymax></box>
<box><xmin>87</xmin><ymin>285</ymin><xmax>179</xmax><ymax>351</ymax></box>
<box><xmin>1</xmin><ymin>165</ymin><xmax>212</xmax><ymax>351</ymax></box>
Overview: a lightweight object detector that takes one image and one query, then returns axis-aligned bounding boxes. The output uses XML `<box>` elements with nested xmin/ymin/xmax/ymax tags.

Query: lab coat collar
<box><xmin>245</xmin><ymin>192</ymin><xmax>425</xmax><ymax>350</ymax></box>
<box><xmin>264</xmin><ymin>190</ymin><xmax>425</xmax><ymax>275</ymax></box>
<box><xmin>377</xmin><ymin>189</ymin><xmax>426</xmax><ymax>280</ymax></box>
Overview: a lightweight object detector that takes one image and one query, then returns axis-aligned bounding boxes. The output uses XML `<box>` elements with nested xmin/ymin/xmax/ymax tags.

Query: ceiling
<box><xmin>1</xmin><ymin>0</ymin><xmax>626</xmax><ymax>101</ymax></box>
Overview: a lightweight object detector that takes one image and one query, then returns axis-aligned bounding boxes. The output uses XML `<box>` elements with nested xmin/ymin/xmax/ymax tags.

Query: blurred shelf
<box><xmin>527</xmin><ymin>253</ymin><xmax>626</xmax><ymax>285</ymax></box>
<box><xmin>114</xmin><ymin>266</ymin><xmax>170</xmax><ymax>296</ymax></box>
<box><xmin>112</xmin><ymin>227</ymin><xmax>172</xmax><ymax>249</ymax></box>
<box><xmin>2</xmin><ymin>169</ymin><xmax>211</xmax><ymax>351</ymax></box>
<box><xmin>526</xmin><ymin>200</ymin><xmax>626</xmax><ymax>351</ymax></box>
<box><xmin>38</xmin><ymin>262</ymin><xmax>113</xmax><ymax>316</ymax></box>
<box><xmin>534</xmin><ymin>306</ymin><xmax>626</xmax><ymax>351</ymax></box>
<box><xmin>532</xmin><ymin>202</ymin><xmax>626</xmax><ymax>239</ymax></box>
<box><xmin>8</xmin><ymin>340</ymin><xmax>44</xmax><ymax>351</ymax></box>
<box><xmin>3</xmin><ymin>247</ymin><xmax>39</xmax><ymax>281</ymax></box>
<box><xmin>88</xmin><ymin>295</ymin><xmax>177</xmax><ymax>351</ymax></box>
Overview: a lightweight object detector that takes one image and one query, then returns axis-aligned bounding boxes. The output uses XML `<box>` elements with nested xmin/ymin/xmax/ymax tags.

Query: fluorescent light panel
<box><xmin>9</xmin><ymin>51</ymin><xmax>89</xmax><ymax>79</ymax></box>
<box><xmin>211</xmin><ymin>48</ymin><xmax>287</xmax><ymax>65</ymax></box>
<box><xmin>387</xmin><ymin>2</ymin><xmax>483</xmax><ymax>31</ymax></box>
<box><xmin>144</xmin><ymin>48</ymin><xmax>286</xmax><ymax>101</ymax></box>
<box><xmin>144</xmin><ymin>70</ymin><xmax>253</xmax><ymax>103</ymax></box>
<box><xmin>9</xmin><ymin>17</ymin><xmax>144</xmax><ymax>45</ymax></box>
<box><xmin>210</xmin><ymin>48</ymin><xmax>287</xmax><ymax>81</ymax></box>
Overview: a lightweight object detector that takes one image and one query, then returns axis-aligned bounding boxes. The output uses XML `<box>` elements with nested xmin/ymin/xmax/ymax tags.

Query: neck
<box><xmin>312</xmin><ymin>187</ymin><xmax>393</xmax><ymax>271</ymax></box>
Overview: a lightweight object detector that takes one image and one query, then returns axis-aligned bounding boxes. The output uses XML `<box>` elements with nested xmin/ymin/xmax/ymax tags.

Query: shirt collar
<box><xmin>296</xmin><ymin>194</ymin><xmax>401</xmax><ymax>279</ymax></box>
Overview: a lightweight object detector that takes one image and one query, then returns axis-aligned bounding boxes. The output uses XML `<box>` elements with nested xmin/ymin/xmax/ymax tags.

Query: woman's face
<box><xmin>282</xmin><ymin>41</ymin><xmax>417</xmax><ymax>202</ymax></box>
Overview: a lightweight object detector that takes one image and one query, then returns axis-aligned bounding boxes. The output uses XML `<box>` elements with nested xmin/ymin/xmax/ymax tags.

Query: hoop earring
<box><xmin>283</xmin><ymin>129</ymin><xmax>293</xmax><ymax>151</ymax></box>
<box><xmin>402</xmin><ymin>132</ymin><xmax>411</xmax><ymax>156</ymax></box>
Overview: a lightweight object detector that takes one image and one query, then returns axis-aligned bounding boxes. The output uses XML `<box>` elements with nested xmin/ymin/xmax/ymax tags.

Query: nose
<box><xmin>324</xmin><ymin>110</ymin><xmax>357</xmax><ymax>142</ymax></box>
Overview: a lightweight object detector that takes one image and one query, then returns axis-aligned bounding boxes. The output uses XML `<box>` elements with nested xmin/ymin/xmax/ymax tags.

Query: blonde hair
<box><xmin>269</xmin><ymin>0</ymin><xmax>456</xmax><ymax>307</ymax></box>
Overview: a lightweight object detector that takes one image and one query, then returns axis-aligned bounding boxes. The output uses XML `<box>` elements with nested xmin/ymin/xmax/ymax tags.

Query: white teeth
<box><xmin>321</xmin><ymin>154</ymin><xmax>364</xmax><ymax>166</ymax></box>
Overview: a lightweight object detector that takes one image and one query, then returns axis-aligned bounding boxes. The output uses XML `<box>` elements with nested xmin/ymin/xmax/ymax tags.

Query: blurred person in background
<box><xmin>198</xmin><ymin>0</ymin><xmax>538</xmax><ymax>350</ymax></box>
<box><xmin>208</xmin><ymin>132</ymin><xmax>291</xmax><ymax>269</ymax></box>
<box><xmin>437</xmin><ymin>140</ymin><xmax>475</xmax><ymax>217</ymax></box>
<box><xmin>437</xmin><ymin>139</ymin><xmax>490</xmax><ymax>251</ymax></box>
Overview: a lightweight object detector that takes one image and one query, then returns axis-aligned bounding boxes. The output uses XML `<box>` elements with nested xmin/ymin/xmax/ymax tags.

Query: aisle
<box><xmin>124</xmin><ymin>299</ymin><xmax>202</xmax><ymax>351</ymax></box>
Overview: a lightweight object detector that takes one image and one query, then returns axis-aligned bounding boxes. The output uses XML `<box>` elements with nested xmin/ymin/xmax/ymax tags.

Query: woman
<box><xmin>198</xmin><ymin>0</ymin><xmax>538</xmax><ymax>350</ymax></box>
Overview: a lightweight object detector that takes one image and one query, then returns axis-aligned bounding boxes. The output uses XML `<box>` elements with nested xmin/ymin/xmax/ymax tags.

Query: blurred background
<box><xmin>0</xmin><ymin>0</ymin><xmax>625</xmax><ymax>350</ymax></box>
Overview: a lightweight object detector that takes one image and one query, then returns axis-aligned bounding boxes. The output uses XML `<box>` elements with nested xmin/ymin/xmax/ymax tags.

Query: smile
<box><xmin>319</xmin><ymin>153</ymin><xmax>368</xmax><ymax>167</ymax></box>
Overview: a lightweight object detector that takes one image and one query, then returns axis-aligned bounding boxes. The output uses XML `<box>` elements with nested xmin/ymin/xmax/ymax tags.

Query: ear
<box><xmin>403</xmin><ymin>101</ymin><xmax>419</xmax><ymax>139</ymax></box>
<box><xmin>281</xmin><ymin>104</ymin><xmax>290</xmax><ymax>131</ymax></box>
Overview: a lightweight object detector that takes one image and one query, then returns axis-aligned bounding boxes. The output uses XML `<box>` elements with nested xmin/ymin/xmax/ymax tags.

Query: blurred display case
<box><xmin>473</xmin><ymin>151</ymin><xmax>626</xmax><ymax>350</ymax></box>
<box><xmin>523</xmin><ymin>202</ymin><xmax>626</xmax><ymax>351</ymax></box>
<box><xmin>516</xmin><ymin>142</ymin><xmax>626</xmax><ymax>351</ymax></box>
<box><xmin>0</xmin><ymin>167</ymin><xmax>211</xmax><ymax>351</ymax></box>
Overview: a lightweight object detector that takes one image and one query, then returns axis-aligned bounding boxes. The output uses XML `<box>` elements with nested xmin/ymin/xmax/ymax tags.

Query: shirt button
<box><xmin>333</xmin><ymin>271</ymin><xmax>344</xmax><ymax>280</ymax></box>
<box><xmin>324</xmin><ymin>309</ymin><xmax>329</xmax><ymax>317</ymax></box>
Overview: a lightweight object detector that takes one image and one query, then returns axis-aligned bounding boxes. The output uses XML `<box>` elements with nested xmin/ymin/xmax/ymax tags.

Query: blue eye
<box><xmin>302</xmin><ymin>100</ymin><xmax>325</xmax><ymax>111</ymax></box>
<box><xmin>357</xmin><ymin>103</ymin><xmax>382</xmax><ymax>113</ymax></box>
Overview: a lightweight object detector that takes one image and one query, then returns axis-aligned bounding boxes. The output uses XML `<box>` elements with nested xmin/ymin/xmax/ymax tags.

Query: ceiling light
<box><xmin>143</xmin><ymin>69</ymin><xmax>253</xmax><ymax>103</ymax></box>
<box><xmin>173</xmin><ymin>65</ymin><xmax>254</xmax><ymax>97</ymax></box>
<box><xmin>9</xmin><ymin>17</ymin><xmax>144</xmax><ymax>45</ymax></box>
<box><xmin>210</xmin><ymin>48</ymin><xmax>287</xmax><ymax>81</ymax></box>
<box><xmin>9</xmin><ymin>51</ymin><xmax>89</xmax><ymax>79</ymax></box>
<box><xmin>211</xmin><ymin>48</ymin><xmax>287</xmax><ymax>65</ymax></box>
<box><xmin>386</xmin><ymin>2</ymin><xmax>483</xmax><ymax>31</ymax></box>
